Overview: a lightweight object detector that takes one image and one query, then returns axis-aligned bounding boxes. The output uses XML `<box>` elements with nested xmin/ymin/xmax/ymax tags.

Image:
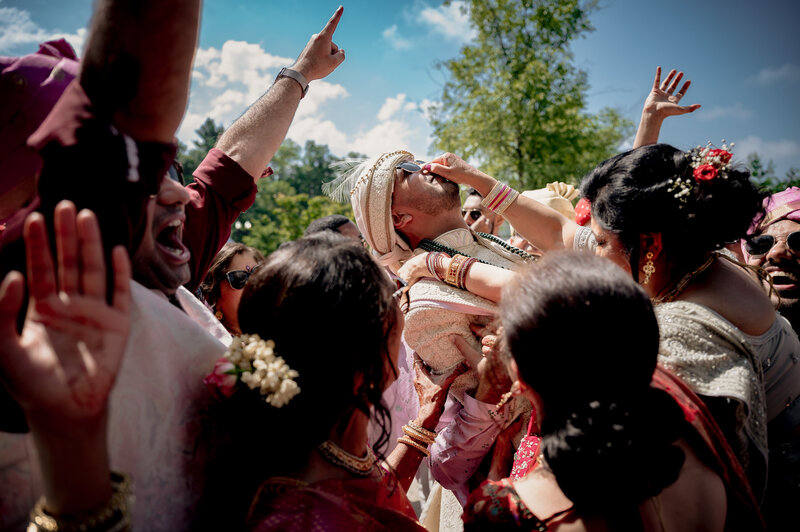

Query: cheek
<box><xmin>595</xmin><ymin>245</ymin><xmax>631</xmax><ymax>273</ymax></box>
<box><xmin>219</xmin><ymin>284</ymin><xmax>243</xmax><ymax>313</ymax></box>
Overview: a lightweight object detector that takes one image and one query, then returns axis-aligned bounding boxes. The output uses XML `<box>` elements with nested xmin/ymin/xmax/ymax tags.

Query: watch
<box><xmin>275</xmin><ymin>67</ymin><xmax>309</xmax><ymax>98</ymax></box>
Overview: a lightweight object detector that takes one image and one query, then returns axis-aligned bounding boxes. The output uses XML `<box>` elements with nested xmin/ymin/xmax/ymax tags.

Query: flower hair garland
<box><xmin>669</xmin><ymin>141</ymin><xmax>735</xmax><ymax>203</ymax></box>
<box><xmin>203</xmin><ymin>334</ymin><xmax>300</xmax><ymax>408</ymax></box>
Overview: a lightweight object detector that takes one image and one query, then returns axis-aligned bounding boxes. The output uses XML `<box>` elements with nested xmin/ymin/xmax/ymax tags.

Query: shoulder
<box><xmin>683</xmin><ymin>258</ymin><xmax>775</xmax><ymax>336</ymax></box>
<box><xmin>463</xmin><ymin>478</ymin><xmax>539</xmax><ymax>528</ymax></box>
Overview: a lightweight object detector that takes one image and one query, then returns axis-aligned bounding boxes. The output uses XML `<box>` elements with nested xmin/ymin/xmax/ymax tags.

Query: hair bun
<box><xmin>543</xmin><ymin>389</ymin><xmax>685</xmax><ymax>514</ymax></box>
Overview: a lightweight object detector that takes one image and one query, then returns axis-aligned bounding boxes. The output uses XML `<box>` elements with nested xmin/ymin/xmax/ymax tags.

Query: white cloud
<box><xmin>733</xmin><ymin>136</ymin><xmax>800</xmax><ymax>167</ymax></box>
<box><xmin>0</xmin><ymin>6</ymin><xmax>86</xmax><ymax>55</ymax></box>
<box><xmin>382</xmin><ymin>25</ymin><xmax>412</xmax><ymax>50</ymax></box>
<box><xmin>419</xmin><ymin>1</ymin><xmax>476</xmax><ymax>44</ymax></box>
<box><xmin>696</xmin><ymin>103</ymin><xmax>753</xmax><ymax>121</ymax></box>
<box><xmin>748</xmin><ymin>64</ymin><xmax>800</xmax><ymax>86</ymax></box>
<box><xmin>377</xmin><ymin>94</ymin><xmax>407</xmax><ymax>121</ymax></box>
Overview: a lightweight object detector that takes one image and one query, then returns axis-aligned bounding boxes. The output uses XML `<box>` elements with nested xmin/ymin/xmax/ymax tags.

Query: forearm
<box><xmin>79</xmin><ymin>0</ymin><xmax>201</xmax><ymax>142</ymax></box>
<box><xmin>215</xmin><ymin>78</ymin><xmax>304</xmax><ymax>181</ymax></box>
<box><xmin>633</xmin><ymin>111</ymin><xmax>665</xmax><ymax>149</ymax></box>
<box><xmin>384</xmin><ymin>404</ymin><xmax>442</xmax><ymax>492</ymax></box>
<box><xmin>28</xmin><ymin>412</ymin><xmax>111</xmax><ymax>514</ymax></box>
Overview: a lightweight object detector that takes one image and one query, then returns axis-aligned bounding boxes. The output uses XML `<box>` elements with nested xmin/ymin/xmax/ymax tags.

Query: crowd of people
<box><xmin>0</xmin><ymin>1</ymin><xmax>798</xmax><ymax>531</ymax></box>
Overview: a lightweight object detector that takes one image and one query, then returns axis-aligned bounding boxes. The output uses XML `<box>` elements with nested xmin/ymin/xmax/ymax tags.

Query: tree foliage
<box><xmin>229</xmin><ymin>140</ymin><xmax>361</xmax><ymax>256</ymax></box>
<box><xmin>176</xmin><ymin>118</ymin><xmax>225</xmax><ymax>181</ymax></box>
<box><xmin>747</xmin><ymin>152</ymin><xmax>800</xmax><ymax>195</ymax></box>
<box><xmin>430</xmin><ymin>0</ymin><xmax>633</xmax><ymax>189</ymax></box>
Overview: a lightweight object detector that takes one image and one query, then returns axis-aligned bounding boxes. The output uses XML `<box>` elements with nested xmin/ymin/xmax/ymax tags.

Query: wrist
<box><xmin>414</xmin><ymin>406</ymin><xmax>441</xmax><ymax>432</ymax></box>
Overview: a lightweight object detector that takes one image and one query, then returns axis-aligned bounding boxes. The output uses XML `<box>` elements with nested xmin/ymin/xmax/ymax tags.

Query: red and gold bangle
<box><xmin>446</xmin><ymin>254</ymin><xmax>467</xmax><ymax>287</ymax></box>
<box><xmin>458</xmin><ymin>257</ymin><xmax>478</xmax><ymax>290</ymax></box>
<box><xmin>480</xmin><ymin>182</ymin><xmax>519</xmax><ymax>215</ymax></box>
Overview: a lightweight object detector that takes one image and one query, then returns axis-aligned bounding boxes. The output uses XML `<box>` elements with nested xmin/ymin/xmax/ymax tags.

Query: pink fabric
<box><xmin>0</xmin><ymin>40</ymin><xmax>79</xmax><ymax>248</ymax></box>
<box><xmin>508</xmin><ymin>414</ymin><xmax>541</xmax><ymax>481</ymax></box>
<box><xmin>743</xmin><ymin>186</ymin><xmax>800</xmax><ymax>260</ymax></box>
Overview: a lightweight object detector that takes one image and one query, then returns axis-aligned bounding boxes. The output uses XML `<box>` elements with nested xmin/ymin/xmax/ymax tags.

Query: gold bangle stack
<box><xmin>397</xmin><ymin>422</ymin><xmax>438</xmax><ymax>457</ymax></box>
<box><xmin>443</xmin><ymin>254</ymin><xmax>476</xmax><ymax>290</ymax></box>
<box><xmin>28</xmin><ymin>471</ymin><xmax>132</xmax><ymax>532</ymax></box>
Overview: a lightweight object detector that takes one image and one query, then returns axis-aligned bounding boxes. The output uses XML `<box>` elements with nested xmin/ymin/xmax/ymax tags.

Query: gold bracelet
<box><xmin>446</xmin><ymin>254</ymin><xmax>467</xmax><ymax>287</ymax></box>
<box><xmin>402</xmin><ymin>424</ymin><xmax>435</xmax><ymax>446</ymax></box>
<box><xmin>28</xmin><ymin>471</ymin><xmax>132</xmax><ymax>532</ymax></box>
<box><xmin>408</xmin><ymin>421</ymin><xmax>437</xmax><ymax>441</ymax></box>
<box><xmin>397</xmin><ymin>436</ymin><xmax>430</xmax><ymax>457</ymax></box>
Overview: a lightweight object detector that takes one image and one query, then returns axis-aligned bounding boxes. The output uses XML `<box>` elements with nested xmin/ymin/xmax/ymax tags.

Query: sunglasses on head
<box><xmin>462</xmin><ymin>209</ymin><xmax>482</xmax><ymax>222</ymax></box>
<box><xmin>744</xmin><ymin>232</ymin><xmax>800</xmax><ymax>257</ymax></box>
<box><xmin>225</xmin><ymin>269</ymin><xmax>251</xmax><ymax>290</ymax></box>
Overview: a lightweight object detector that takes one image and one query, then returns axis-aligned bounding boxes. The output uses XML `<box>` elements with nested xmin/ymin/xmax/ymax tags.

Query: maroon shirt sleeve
<box><xmin>183</xmin><ymin>147</ymin><xmax>258</xmax><ymax>291</ymax></box>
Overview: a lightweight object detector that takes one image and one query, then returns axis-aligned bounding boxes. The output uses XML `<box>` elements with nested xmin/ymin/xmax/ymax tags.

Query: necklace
<box><xmin>476</xmin><ymin>232</ymin><xmax>536</xmax><ymax>262</ymax></box>
<box><xmin>418</xmin><ymin>233</ymin><xmax>535</xmax><ymax>265</ymax></box>
<box><xmin>317</xmin><ymin>440</ymin><xmax>376</xmax><ymax>477</ymax></box>
<box><xmin>652</xmin><ymin>254</ymin><xmax>716</xmax><ymax>304</ymax></box>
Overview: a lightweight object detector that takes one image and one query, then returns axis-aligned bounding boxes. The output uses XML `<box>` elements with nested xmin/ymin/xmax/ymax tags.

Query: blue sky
<box><xmin>2</xmin><ymin>0</ymin><xmax>799</xmax><ymax>177</ymax></box>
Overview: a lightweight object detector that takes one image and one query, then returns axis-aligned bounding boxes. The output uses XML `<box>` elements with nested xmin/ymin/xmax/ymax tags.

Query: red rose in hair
<box><xmin>707</xmin><ymin>149</ymin><xmax>732</xmax><ymax>163</ymax></box>
<box><xmin>693</xmin><ymin>164</ymin><xmax>718</xmax><ymax>181</ymax></box>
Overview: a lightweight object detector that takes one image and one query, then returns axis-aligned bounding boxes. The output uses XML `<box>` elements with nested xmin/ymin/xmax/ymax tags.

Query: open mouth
<box><xmin>156</xmin><ymin>219</ymin><xmax>190</xmax><ymax>264</ymax></box>
<box><xmin>768</xmin><ymin>269</ymin><xmax>800</xmax><ymax>291</ymax></box>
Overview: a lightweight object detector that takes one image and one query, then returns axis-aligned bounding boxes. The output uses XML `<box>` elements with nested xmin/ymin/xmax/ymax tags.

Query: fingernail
<box><xmin>424</xmin><ymin>164</ymin><xmax>431</xmax><ymax>172</ymax></box>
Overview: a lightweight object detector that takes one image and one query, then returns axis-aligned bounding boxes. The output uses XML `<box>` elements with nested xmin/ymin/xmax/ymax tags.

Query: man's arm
<box><xmin>79</xmin><ymin>0</ymin><xmax>201</xmax><ymax>143</ymax></box>
<box><xmin>215</xmin><ymin>6</ymin><xmax>346</xmax><ymax>181</ymax></box>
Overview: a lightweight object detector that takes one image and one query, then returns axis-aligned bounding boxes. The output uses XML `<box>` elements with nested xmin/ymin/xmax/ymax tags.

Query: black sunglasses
<box><xmin>462</xmin><ymin>209</ymin><xmax>482</xmax><ymax>222</ymax></box>
<box><xmin>745</xmin><ymin>232</ymin><xmax>800</xmax><ymax>257</ymax></box>
<box><xmin>225</xmin><ymin>269</ymin><xmax>251</xmax><ymax>290</ymax></box>
<box><xmin>167</xmin><ymin>162</ymin><xmax>185</xmax><ymax>186</ymax></box>
<box><xmin>396</xmin><ymin>160</ymin><xmax>427</xmax><ymax>174</ymax></box>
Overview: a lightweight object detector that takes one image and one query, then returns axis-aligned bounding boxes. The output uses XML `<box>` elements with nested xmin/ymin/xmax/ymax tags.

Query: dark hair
<box><xmin>501</xmin><ymin>251</ymin><xmax>685</xmax><ymax>518</ymax></box>
<box><xmin>304</xmin><ymin>214</ymin><xmax>353</xmax><ymax>236</ymax></box>
<box><xmin>581</xmin><ymin>144</ymin><xmax>763</xmax><ymax>279</ymax></box>
<box><xmin>197</xmin><ymin>242</ymin><xmax>264</xmax><ymax>308</ymax></box>
<box><xmin>203</xmin><ymin>233</ymin><xmax>398</xmax><ymax>517</ymax></box>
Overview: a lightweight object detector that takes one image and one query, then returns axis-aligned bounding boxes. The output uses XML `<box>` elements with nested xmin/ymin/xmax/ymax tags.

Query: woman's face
<box><xmin>590</xmin><ymin>218</ymin><xmax>631</xmax><ymax>274</ymax></box>
<box><xmin>218</xmin><ymin>251</ymin><xmax>261</xmax><ymax>334</ymax></box>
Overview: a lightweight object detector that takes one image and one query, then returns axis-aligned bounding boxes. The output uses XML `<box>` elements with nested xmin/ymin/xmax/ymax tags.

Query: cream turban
<box><xmin>521</xmin><ymin>182</ymin><xmax>579</xmax><ymax>218</ymax></box>
<box><xmin>327</xmin><ymin>151</ymin><xmax>416</xmax><ymax>271</ymax></box>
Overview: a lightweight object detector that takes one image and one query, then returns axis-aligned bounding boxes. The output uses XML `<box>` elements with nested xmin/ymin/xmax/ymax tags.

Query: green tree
<box><xmin>177</xmin><ymin>118</ymin><xmax>225</xmax><ymax>180</ymax></box>
<box><xmin>429</xmin><ymin>0</ymin><xmax>633</xmax><ymax>189</ymax></box>
<box><xmin>228</xmin><ymin>139</ymin><xmax>357</xmax><ymax>255</ymax></box>
<box><xmin>748</xmin><ymin>153</ymin><xmax>800</xmax><ymax>195</ymax></box>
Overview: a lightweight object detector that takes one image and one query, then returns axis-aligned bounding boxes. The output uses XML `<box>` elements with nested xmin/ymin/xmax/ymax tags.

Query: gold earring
<box><xmin>215</xmin><ymin>310</ymin><xmax>224</xmax><ymax>320</ymax></box>
<box><xmin>642</xmin><ymin>251</ymin><xmax>655</xmax><ymax>285</ymax></box>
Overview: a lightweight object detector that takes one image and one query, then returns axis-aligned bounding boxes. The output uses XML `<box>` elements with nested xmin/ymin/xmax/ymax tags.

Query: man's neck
<box><xmin>406</xmin><ymin>217</ymin><xmax>470</xmax><ymax>249</ymax></box>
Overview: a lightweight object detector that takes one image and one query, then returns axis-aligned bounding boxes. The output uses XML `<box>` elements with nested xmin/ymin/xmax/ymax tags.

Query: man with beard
<box><xmin>328</xmin><ymin>151</ymin><xmax>534</xmax><ymax>514</ymax></box>
<box><xmin>0</xmin><ymin>3</ymin><xmax>346</xmax><ymax>528</ymax></box>
<box><xmin>743</xmin><ymin>186</ymin><xmax>800</xmax><ymax>527</ymax></box>
<box><xmin>745</xmin><ymin>187</ymin><xmax>800</xmax><ymax>330</ymax></box>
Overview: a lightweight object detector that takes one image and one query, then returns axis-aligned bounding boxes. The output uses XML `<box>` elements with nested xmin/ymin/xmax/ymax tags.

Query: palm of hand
<box><xmin>0</xmin><ymin>204</ymin><xmax>131</xmax><ymax>424</ymax></box>
<box><xmin>9</xmin><ymin>294</ymin><xmax>129</xmax><ymax>419</ymax></box>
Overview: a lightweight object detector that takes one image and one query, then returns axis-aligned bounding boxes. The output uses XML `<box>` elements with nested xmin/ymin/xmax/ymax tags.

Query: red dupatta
<box><xmin>651</xmin><ymin>365</ymin><xmax>765</xmax><ymax>531</ymax></box>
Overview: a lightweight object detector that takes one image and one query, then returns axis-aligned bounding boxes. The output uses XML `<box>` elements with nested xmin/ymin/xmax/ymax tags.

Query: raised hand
<box><xmin>633</xmin><ymin>66</ymin><xmax>701</xmax><ymax>148</ymax></box>
<box><xmin>292</xmin><ymin>6</ymin><xmax>346</xmax><ymax>82</ymax></box>
<box><xmin>643</xmin><ymin>66</ymin><xmax>701</xmax><ymax>118</ymax></box>
<box><xmin>0</xmin><ymin>201</ymin><xmax>131</xmax><ymax>422</ymax></box>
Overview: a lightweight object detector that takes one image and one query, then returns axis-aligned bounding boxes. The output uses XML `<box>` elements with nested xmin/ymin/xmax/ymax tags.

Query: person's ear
<box><xmin>639</xmin><ymin>232</ymin><xmax>663</xmax><ymax>260</ymax></box>
<box><xmin>392</xmin><ymin>212</ymin><xmax>412</xmax><ymax>230</ymax></box>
